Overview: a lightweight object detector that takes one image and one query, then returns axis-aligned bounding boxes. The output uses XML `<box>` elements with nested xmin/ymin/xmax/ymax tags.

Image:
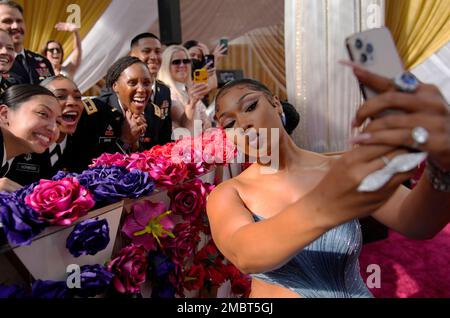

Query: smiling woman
<box><xmin>0</xmin><ymin>84</ymin><xmax>60</xmax><ymax>192</ymax></box>
<box><xmin>64</xmin><ymin>56</ymin><xmax>151</xmax><ymax>172</ymax></box>
<box><xmin>5</xmin><ymin>75</ymin><xmax>85</xmax><ymax>188</ymax></box>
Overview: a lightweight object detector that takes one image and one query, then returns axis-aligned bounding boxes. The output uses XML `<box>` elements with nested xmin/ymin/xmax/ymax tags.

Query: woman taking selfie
<box><xmin>207</xmin><ymin>68</ymin><xmax>450</xmax><ymax>298</ymax></box>
<box><xmin>158</xmin><ymin>45</ymin><xmax>211</xmax><ymax>134</ymax></box>
<box><xmin>0</xmin><ymin>84</ymin><xmax>60</xmax><ymax>192</ymax></box>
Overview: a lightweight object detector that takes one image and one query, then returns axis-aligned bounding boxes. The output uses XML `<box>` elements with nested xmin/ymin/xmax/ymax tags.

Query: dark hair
<box><xmin>42</xmin><ymin>41</ymin><xmax>64</xmax><ymax>62</ymax></box>
<box><xmin>216</xmin><ymin>78</ymin><xmax>273</xmax><ymax>107</ymax></box>
<box><xmin>105</xmin><ymin>56</ymin><xmax>148</xmax><ymax>88</ymax></box>
<box><xmin>130</xmin><ymin>33</ymin><xmax>160</xmax><ymax>49</ymax></box>
<box><xmin>40</xmin><ymin>74</ymin><xmax>77</xmax><ymax>88</ymax></box>
<box><xmin>0</xmin><ymin>84</ymin><xmax>56</xmax><ymax>110</ymax></box>
<box><xmin>281</xmin><ymin>101</ymin><xmax>300</xmax><ymax>135</ymax></box>
<box><xmin>183</xmin><ymin>40</ymin><xmax>199</xmax><ymax>50</ymax></box>
<box><xmin>0</xmin><ymin>0</ymin><xmax>24</xmax><ymax>15</ymax></box>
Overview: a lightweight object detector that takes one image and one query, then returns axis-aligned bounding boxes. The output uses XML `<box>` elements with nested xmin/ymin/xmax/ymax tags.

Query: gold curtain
<box><xmin>216</xmin><ymin>24</ymin><xmax>287</xmax><ymax>101</ymax></box>
<box><xmin>16</xmin><ymin>0</ymin><xmax>111</xmax><ymax>58</ymax></box>
<box><xmin>386</xmin><ymin>0</ymin><xmax>450</xmax><ymax>69</ymax></box>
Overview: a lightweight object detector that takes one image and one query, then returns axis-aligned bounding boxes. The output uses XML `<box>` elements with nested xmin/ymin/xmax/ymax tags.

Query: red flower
<box><xmin>145</xmin><ymin>142</ymin><xmax>176</xmax><ymax>160</ymax></box>
<box><xmin>147</xmin><ymin>155</ymin><xmax>188</xmax><ymax>189</ymax></box>
<box><xmin>168</xmin><ymin>179</ymin><xmax>214</xmax><ymax>223</ymax></box>
<box><xmin>90</xmin><ymin>152</ymin><xmax>128</xmax><ymax>168</ymax></box>
<box><xmin>204</xmin><ymin>260</ymin><xmax>227</xmax><ymax>287</ymax></box>
<box><xmin>162</xmin><ymin>223</ymin><xmax>201</xmax><ymax>266</ymax></box>
<box><xmin>224</xmin><ymin>263</ymin><xmax>252</xmax><ymax>297</ymax></box>
<box><xmin>107</xmin><ymin>244</ymin><xmax>148</xmax><ymax>294</ymax></box>
<box><xmin>183</xmin><ymin>264</ymin><xmax>206</xmax><ymax>291</ymax></box>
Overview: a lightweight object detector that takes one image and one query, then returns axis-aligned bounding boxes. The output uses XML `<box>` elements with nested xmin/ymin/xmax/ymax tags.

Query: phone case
<box><xmin>346</xmin><ymin>27</ymin><xmax>404</xmax><ymax>100</ymax></box>
<box><xmin>193</xmin><ymin>68</ymin><xmax>208</xmax><ymax>84</ymax></box>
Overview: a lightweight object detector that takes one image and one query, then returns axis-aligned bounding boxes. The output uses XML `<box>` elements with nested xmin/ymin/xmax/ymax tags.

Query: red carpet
<box><xmin>359</xmin><ymin>224</ymin><xmax>450</xmax><ymax>298</ymax></box>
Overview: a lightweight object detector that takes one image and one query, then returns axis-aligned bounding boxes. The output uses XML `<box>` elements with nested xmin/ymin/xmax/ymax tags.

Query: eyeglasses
<box><xmin>46</xmin><ymin>48</ymin><xmax>62</xmax><ymax>54</ymax></box>
<box><xmin>171</xmin><ymin>59</ymin><xmax>191</xmax><ymax>66</ymax></box>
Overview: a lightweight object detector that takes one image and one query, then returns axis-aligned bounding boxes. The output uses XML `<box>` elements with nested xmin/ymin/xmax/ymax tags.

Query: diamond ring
<box><xmin>394</xmin><ymin>72</ymin><xmax>419</xmax><ymax>94</ymax></box>
<box><xmin>381</xmin><ymin>156</ymin><xmax>390</xmax><ymax>166</ymax></box>
<box><xmin>411</xmin><ymin>126</ymin><xmax>429</xmax><ymax>149</ymax></box>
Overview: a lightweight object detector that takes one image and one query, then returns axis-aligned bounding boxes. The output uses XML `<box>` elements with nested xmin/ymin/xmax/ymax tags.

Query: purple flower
<box><xmin>73</xmin><ymin>264</ymin><xmax>114</xmax><ymax>298</ymax></box>
<box><xmin>0</xmin><ymin>185</ymin><xmax>47</xmax><ymax>246</ymax></box>
<box><xmin>0</xmin><ymin>284</ymin><xmax>28</xmax><ymax>298</ymax></box>
<box><xmin>31</xmin><ymin>280</ymin><xmax>71</xmax><ymax>299</ymax></box>
<box><xmin>148</xmin><ymin>251</ymin><xmax>175</xmax><ymax>280</ymax></box>
<box><xmin>151</xmin><ymin>283</ymin><xmax>176</xmax><ymax>298</ymax></box>
<box><xmin>52</xmin><ymin>170</ymin><xmax>78</xmax><ymax>181</ymax></box>
<box><xmin>76</xmin><ymin>166</ymin><xmax>155</xmax><ymax>206</ymax></box>
<box><xmin>66</xmin><ymin>218</ymin><xmax>110</xmax><ymax>257</ymax></box>
<box><xmin>122</xmin><ymin>201</ymin><xmax>175</xmax><ymax>251</ymax></box>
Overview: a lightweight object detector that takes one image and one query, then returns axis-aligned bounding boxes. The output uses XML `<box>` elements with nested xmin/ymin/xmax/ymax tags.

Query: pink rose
<box><xmin>90</xmin><ymin>152</ymin><xmax>128</xmax><ymax>168</ymax></box>
<box><xmin>122</xmin><ymin>200</ymin><xmax>175</xmax><ymax>251</ymax></box>
<box><xmin>25</xmin><ymin>177</ymin><xmax>95</xmax><ymax>226</ymax></box>
<box><xmin>202</xmin><ymin>129</ymin><xmax>237</xmax><ymax>165</ymax></box>
<box><xmin>107</xmin><ymin>244</ymin><xmax>148</xmax><ymax>294</ymax></box>
<box><xmin>168</xmin><ymin>179</ymin><xmax>214</xmax><ymax>222</ymax></box>
<box><xmin>171</xmin><ymin>137</ymin><xmax>203</xmax><ymax>164</ymax></box>
<box><xmin>124</xmin><ymin>152</ymin><xmax>152</xmax><ymax>172</ymax></box>
<box><xmin>148</xmin><ymin>155</ymin><xmax>188</xmax><ymax>189</ymax></box>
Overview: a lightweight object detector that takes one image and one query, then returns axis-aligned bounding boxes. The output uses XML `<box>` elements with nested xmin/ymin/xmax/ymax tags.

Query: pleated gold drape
<box><xmin>15</xmin><ymin>0</ymin><xmax>111</xmax><ymax>57</ymax></box>
<box><xmin>386</xmin><ymin>0</ymin><xmax>450</xmax><ymax>69</ymax></box>
<box><xmin>216</xmin><ymin>24</ymin><xmax>287</xmax><ymax>101</ymax></box>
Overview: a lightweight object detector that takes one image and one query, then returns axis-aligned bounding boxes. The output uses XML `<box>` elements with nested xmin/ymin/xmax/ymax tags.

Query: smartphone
<box><xmin>193</xmin><ymin>68</ymin><xmax>208</xmax><ymax>84</ymax></box>
<box><xmin>219</xmin><ymin>38</ymin><xmax>229</xmax><ymax>55</ymax></box>
<box><xmin>345</xmin><ymin>27</ymin><xmax>404</xmax><ymax>100</ymax></box>
<box><xmin>205</xmin><ymin>54</ymin><xmax>215</xmax><ymax>70</ymax></box>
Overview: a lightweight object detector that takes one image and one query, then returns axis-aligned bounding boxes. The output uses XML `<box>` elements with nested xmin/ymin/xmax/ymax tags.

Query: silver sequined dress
<box><xmin>251</xmin><ymin>215</ymin><xmax>373</xmax><ymax>298</ymax></box>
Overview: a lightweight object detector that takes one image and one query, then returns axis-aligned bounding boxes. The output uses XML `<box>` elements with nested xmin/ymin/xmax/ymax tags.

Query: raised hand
<box><xmin>55</xmin><ymin>22</ymin><xmax>79</xmax><ymax>33</ymax></box>
<box><xmin>121</xmin><ymin>110</ymin><xmax>147</xmax><ymax>146</ymax></box>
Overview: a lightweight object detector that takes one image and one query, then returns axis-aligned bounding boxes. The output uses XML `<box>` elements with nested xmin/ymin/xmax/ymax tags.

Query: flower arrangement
<box><xmin>0</xmin><ymin>128</ymin><xmax>250</xmax><ymax>298</ymax></box>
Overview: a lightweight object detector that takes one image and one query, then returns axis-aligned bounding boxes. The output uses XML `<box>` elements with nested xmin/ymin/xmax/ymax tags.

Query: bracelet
<box><xmin>425</xmin><ymin>160</ymin><xmax>450</xmax><ymax>192</ymax></box>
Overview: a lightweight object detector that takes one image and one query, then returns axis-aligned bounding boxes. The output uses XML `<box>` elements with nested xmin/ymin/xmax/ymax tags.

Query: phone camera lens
<box><xmin>360</xmin><ymin>53</ymin><xmax>368</xmax><ymax>64</ymax></box>
<box><xmin>355</xmin><ymin>39</ymin><xmax>363</xmax><ymax>49</ymax></box>
<box><xmin>366</xmin><ymin>43</ymin><xmax>374</xmax><ymax>54</ymax></box>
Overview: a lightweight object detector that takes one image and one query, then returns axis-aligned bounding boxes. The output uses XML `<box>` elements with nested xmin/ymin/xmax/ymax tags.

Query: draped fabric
<box><xmin>148</xmin><ymin>0</ymin><xmax>284</xmax><ymax>49</ymax></box>
<box><xmin>412</xmin><ymin>41</ymin><xmax>450</xmax><ymax>103</ymax></box>
<box><xmin>16</xmin><ymin>0</ymin><xmax>110</xmax><ymax>57</ymax></box>
<box><xmin>216</xmin><ymin>24</ymin><xmax>287</xmax><ymax>101</ymax></box>
<box><xmin>68</xmin><ymin>0</ymin><xmax>159</xmax><ymax>93</ymax></box>
<box><xmin>285</xmin><ymin>0</ymin><xmax>385</xmax><ymax>152</ymax></box>
<box><xmin>386</xmin><ymin>0</ymin><xmax>450</xmax><ymax>69</ymax></box>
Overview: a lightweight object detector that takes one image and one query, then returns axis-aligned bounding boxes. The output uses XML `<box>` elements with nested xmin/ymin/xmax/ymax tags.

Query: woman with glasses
<box><xmin>158</xmin><ymin>45</ymin><xmax>211</xmax><ymax>134</ymax></box>
<box><xmin>42</xmin><ymin>22</ymin><xmax>82</xmax><ymax>79</ymax></box>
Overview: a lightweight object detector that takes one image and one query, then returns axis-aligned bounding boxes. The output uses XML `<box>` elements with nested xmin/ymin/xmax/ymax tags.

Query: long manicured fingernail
<box><xmin>349</xmin><ymin>133</ymin><xmax>372</xmax><ymax>144</ymax></box>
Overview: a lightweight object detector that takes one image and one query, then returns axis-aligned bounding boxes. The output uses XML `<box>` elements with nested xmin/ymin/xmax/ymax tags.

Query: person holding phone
<box><xmin>207</xmin><ymin>75</ymin><xmax>450</xmax><ymax>298</ymax></box>
<box><xmin>183</xmin><ymin>40</ymin><xmax>222</xmax><ymax>95</ymax></box>
<box><xmin>158</xmin><ymin>45</ymin><xmax>211</xmax><ymax>134</ymax></box>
